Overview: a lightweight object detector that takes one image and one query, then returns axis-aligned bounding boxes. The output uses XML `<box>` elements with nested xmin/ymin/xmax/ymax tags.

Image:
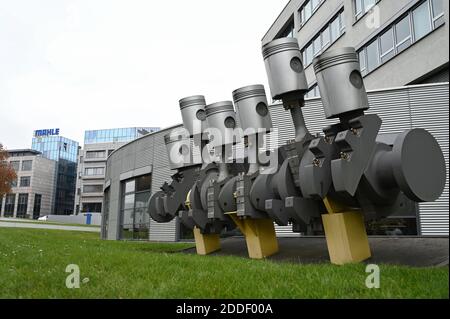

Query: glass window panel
<box><xmin>366</xmin><ymin>40</ymin><xmax>379</xmax><ymax>71</ymax></box>
<box><xmin>83</xmin><ymin>185</ymin><xmax>103</xmax><ymax>193</ymax></box>
<box><xmin>306</xmin><ymin>44</ymin><xmax>313</xmax><ymax>65</ymax></box>
<box><xmin>431</xmin><ymin>0</ymin><xmax>444</xmax><ymax>18</ymax></box>
<box><xmin>22</xmin><ymin>160</ymin><xmax>32</xmax><ymax>171</ymax></box>
<box><xmin>136</xmin><ymin>174</ymin><xmax>151</xmax><ymax>192</ymax></box>
<box><xmin>322</xmin><ymin>26</ymin><xmax>331</xmax><ymax>47</ymax></box>
<box><xmin>20</xmin><ymin>176</ymin><xmax>31</xmax><ymax>187</ymax></box>
<box><xmin>364</xmin><ymin>0</ymin><xmax>375</xmax><ymax>12</ymax></box>
<box><xmin>300</xmin><ymin>8</ymin><xmax>305</xmax><ymax>24</ymax></box>
<box><xmin>312</xmin><ymin>0</ymin><xmax>320</xmax><ymax>10</ymax></box>
<box><xmin>355</xmin><ymin>0</ymin><xmax>363</xmax><ymax>16</ymax></box>
<box><xmin>380</xmin><ymin>28</ymin><xmax>394</xmax><ymax>62</ymax></box>
<box><xmin>313</xmin><ymin>36</ymin><xmax>322</xmax><ymax>56</ymax></box>
<box><xmin>413</xmin><ymin>1</ymin><xmax>432</xmax><ymax>41</ymax></box>
<box><xmin>304</xmin><ymin>1</ymin><xmax>312</xmax><ymax>20</ymax></box>
<box><xmin>135</xmin><ymin>192</ymin><xmax>150</xmax><ymax>209</ymax></box>
<box><xmin>125</xmin><ymin>180</ymin><xmax>135</xmax><ymax>193</ymax></box>
<box><xmin>358</xmin><ymin>50</ymin><xmax>366</xmax><ymax>71</ymax></box>
<box><xmin>331</xmin><ymin>16</ymin><xmax>341</xmax><ymax>42</ymax></box>
<box><xmin>395</xmin><ymin>15</ymin><xmax>412</xmax><ymax>44</ymax></box>
<box><xmin>339</xmin><ymin>12</ymin><xmax>345</xmax><ymax>32</ymax></box>
<box><xmin>123</xmin><ymin>194</ymin><xmax>135</xmax><ymax>210</ymax></box>
<box><xmin>10</xmin><ymin>161</ymin><xmax>20</xmax><ymax>171</ymax></box>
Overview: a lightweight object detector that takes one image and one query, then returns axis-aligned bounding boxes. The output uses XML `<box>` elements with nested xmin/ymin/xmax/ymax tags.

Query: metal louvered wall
<box><xmin>269</xmin><ymin>83</ymin><xmax>449</xmax><ymax>237</ymax></box>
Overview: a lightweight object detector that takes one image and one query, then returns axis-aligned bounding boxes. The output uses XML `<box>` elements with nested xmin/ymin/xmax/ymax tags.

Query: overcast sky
<box><xmin>0</xmin><ymin>0</ymin><xmax>287</xmax><ymax>149</ymax></box>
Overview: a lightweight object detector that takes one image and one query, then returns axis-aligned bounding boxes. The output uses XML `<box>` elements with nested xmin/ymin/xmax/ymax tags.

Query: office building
<box><xmin>0</xmin><ymin>149</ymin><xmax>56</xmax><ymax>219</ymax></box>
<box><xmin>262</xmin><ymin>0</ymin><xmax>448</xmax><ymax>98</ymax></box>
<box><xmin>74</xmin><ymin>127</ymin><xmax>160</xmax><ymax>214</ymax></box>
<box><xmin>31</xmin><ymin>130</ymin><xmax>79</xmax><ymax>214</ymax></box>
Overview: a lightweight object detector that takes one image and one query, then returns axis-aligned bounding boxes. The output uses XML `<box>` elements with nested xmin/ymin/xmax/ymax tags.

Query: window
<box><xmin>82</xmin><ymin>202</ymin><xmax>102</xmax><ymax>213</ymax></box>
<box><xmin>366</xmin><ymin>40</ymin><xmax>380</xmax><ymax>72</ymax></box>
<box><xmin>10</xmin><ymin>161</ymin><xmax>20</xmax><ymax>171</ymax></box>
<box><xmin>125</xmin><ymin>180</ymin><xmax>135</xmax><ymax>193</ymax></box>
<box><xmin>17</xmin><ymin>194</ymin><xmax>28</xmax><ymax>218</ymax></box>
<box><xmin>321</xmin><ymin>25</ymin><xmax>331</xmax><ymax>47</ymax></box>
<box><xmin>305</xmin><ymin>84</ymin><xmax>320</xmax><ymax>98</ymax></box>
<box><xmin>299</xmin><ymin>0</ymin><xmax>325</xmax><ymax>26</ymax></box>
<box><xmin>313</xmin><ymin>37</ymin><xmax>322</xmax><ymax>56</ymax></box>
<box><xmin>359</xmin><ymin>50</ymin><xmax>367</xmax><ymax>75</ymax></box>
<box><xmin>21</xmin><ymin>160</ymin><xmax>32</xmax><ymax>171</ymax></box>
<box><xmin>357</xmin><ymin>0</ymin><xmax>444</xmax><ymax>76</ymax></box>
<box><xmin>84</xmin><ymin>167</ymin><xmax>105</xmax><ymax>176</ymax></box>
<box><xmin>278</xmin><ymin>20</ymin><xmax>295</xmax><ymax>38</ymax></box>
<box><xmin>354</xmin><ymin>0</ymin><xmax>376</xmax><ymax>20</ymax></box>
<box><xmin>83</xmin><ymin>185</ymin><xmax>103</xmax><ymax>193</ymax></box>
<box><xmin>413</xmin><ymin>1</ymin><xmax>432</xmax><ymax>41</ymax></box>
<box><xmin>305</xmin><ymin>44</ymin><xmax>314</xmax><ymax>65</ymax></box>
<box><xmin>120</xmin><ymin>174</ymin><xmax>152</xmax><ymax>240</ymax></box>
<box><xmin>301</xmin><ymin>10</ymin><xmax>345</xmax><ymax>67</ymax></box>
<box><xmin>33</xmin><ymin>194</ymin><xmax>42</xmax><ymax>219</ymax></box>
<box><xmin>20</xmin><ymin>176</ymin><xmax>31</xmax><ymax>187</ymax></box>
<box><xmin>431</xmin><ymin>0</ymin><xmax>445</xmax><ymax>27</ymax></box>
<box><xmin>380</xmin><ymin>29</ymin><xmax>395</xmax><ymax>63</ymax></box>
<box><xmin>4</xmin><ymin>194</ymin><xmax>15</xmax><ymax>217</ymax></box>
<box><xmin>86</xmin><ymin>150</ymin><xmax>106</xmax><ymax>159</ymax></box>
<box><xmin>395</xmin><ymin>15</ymin><xmax>412</xmax><ymax>53</ymax></box>
<box><xmin>330</xmin><ymin>15</ymin><xmax>341</xmax><ymax>42</ymax></box>
<box><xmin>136</xmin><ymin>175</ymin><xmax>151</xmax><ymax>192</ymax></box>
<box><xmin>10</xmin><ymin>179</ymin><xmax>17</xmax><ymax>188</ymax></box>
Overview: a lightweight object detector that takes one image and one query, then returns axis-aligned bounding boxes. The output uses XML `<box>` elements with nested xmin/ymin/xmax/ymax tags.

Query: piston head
<box><xmin>313</xmin><ymin>47</ymin><xmax>369</xmax><ymax>119</ymax></box>
<box><xmin>232</xmin><ymin>84</ymin><xmax>272</xmax><ymax>135</ymax></box>
<box><xmin>262</xmin><ymin>37</ymin><xmax>308</xmax><ymax>101</ymax></box>
<box><xmin>164</xmin><ymin>127</ymin><xmax>195</xmax><ymax>170</ymax></box>
<box><xmin>179</xmin><ymin>95</ymin><xmax>207</xmax><ymax>136</ymax></box>
<box><xmin>205</xmin><ymin>101</ymin><xmax>241</xmax><ymax>146</ymax></box>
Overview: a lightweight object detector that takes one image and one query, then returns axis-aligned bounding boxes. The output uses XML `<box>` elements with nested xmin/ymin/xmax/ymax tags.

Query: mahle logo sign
<box><xmin>34</xmin><ymin>128</ymin><xmax>60</xmax><ymax>137</ymax></box>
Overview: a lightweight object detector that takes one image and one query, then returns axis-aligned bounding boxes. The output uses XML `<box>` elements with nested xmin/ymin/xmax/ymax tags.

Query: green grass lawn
<box><xmin>0</xmin><ymin>228</ymin><xmax>447</xmax><ymax>299</ymax></box>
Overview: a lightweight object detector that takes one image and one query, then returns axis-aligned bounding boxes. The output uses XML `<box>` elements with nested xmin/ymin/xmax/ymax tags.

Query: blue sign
<box><xmin>34</xmin><ymin>128</ymin><xmax>60</xmax><ymax>137</ymax></box>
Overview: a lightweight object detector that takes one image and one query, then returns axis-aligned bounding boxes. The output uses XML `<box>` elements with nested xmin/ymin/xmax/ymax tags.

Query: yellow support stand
<box><xmin>322</xmin><ymin>197</ymin><xmax>371</xmax><ymax>265</ymax></box>
<box><xmin>193</xmin><ymin>226</ymin><xmax>221</xmax><ymax>255</ymax></box>
<box><xmin>185</xmin><ymin>191</ymin><xmax>221</xmax><ymax>255</ymax></box>
<box><xmin>227</xmin><ymin>212</ymin><xmax>279</xmax><ymax>259</ymax></box>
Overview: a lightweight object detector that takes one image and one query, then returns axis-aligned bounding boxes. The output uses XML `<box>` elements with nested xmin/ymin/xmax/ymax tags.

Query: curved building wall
<box><xmin>102</xmin><ymin>124</ymin><xmax>182</xmax><ymax>241</ymax></box>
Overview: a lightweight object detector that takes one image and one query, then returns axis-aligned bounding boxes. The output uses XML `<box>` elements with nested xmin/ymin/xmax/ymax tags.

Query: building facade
<box><xmin>101</xmin><ymin>83</ymin><xmax>449</xmax><ymax>241</ymax></box>
<box><xmin>31</xmin><ymin>131</ymin><xmax>79</xmax><ymax>214</ymax></box>
<box><xmin>74</xmin><ymin>127</ymin><xmax>159</xmax><ymax>215</ymax></box>
<box><xmin>0</xmin><ymin>150</ymin><xmax>56</xmax><ymax>219</ymax></box>
<box><xmin>262</xmin><ymin>0</ymin><xmax>449</xmax><ymax>98</ymax></box>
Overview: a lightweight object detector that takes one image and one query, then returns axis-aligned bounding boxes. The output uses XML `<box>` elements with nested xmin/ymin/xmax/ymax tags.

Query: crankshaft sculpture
<box><xmin>148</xmin><ymin>38</ymin><xmax>446</xmax><ymax>265</ymax></box>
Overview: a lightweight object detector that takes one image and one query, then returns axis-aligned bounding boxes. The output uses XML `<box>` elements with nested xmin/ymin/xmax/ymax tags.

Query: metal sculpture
<box><xmin>148</xmin><ymin>38</ymin><xmax>446</xmax><ymax>264</ymax></box>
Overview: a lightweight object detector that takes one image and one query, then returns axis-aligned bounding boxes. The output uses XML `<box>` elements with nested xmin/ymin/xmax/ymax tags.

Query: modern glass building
<box><xmin>74</xmin><ymin>127</ymin><xmax>160</xmax><ymax>215</ymax></box>
<box><xmin>31</xmin><ymin>131</ymin><xmax>80</xmax><ymax>215</ymax></box>
<box><xmin>84</xmin><ymin>127</ymin><xmax>160</xmax><ymax>145</ymax></box>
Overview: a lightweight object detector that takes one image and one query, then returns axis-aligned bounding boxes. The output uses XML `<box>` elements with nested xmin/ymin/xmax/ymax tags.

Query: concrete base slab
<box><xmin>184</xmin><ymin>236</ymin><xmax>449</xmax><ymax>267</ymax></box>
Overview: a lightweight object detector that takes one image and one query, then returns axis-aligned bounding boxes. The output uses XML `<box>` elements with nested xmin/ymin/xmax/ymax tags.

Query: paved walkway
<box><xmin>184</xmin><ymin>236</ymin><xmax>449</xmax><ymax>267</ymax></box>
<box><xmin>0</xmin><ymin>221</ymin><xmax>100</xmax><ymax>232</ymax></box>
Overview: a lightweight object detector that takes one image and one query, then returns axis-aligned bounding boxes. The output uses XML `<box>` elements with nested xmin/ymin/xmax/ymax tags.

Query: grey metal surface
<box><xmin>262</xmin><ymin>37</ymin><xmax>308</xmax><ymax>101</ymax></box>
<box><xmin>313</xmin><ymin>47</ymin><xmax>369</xmax><ymax>119</ymax></box>
<box><xmin>205</xmin><ymin>101</ymin><xmax>241</xmax><ymax>147</ymax></box>
<box><xmin>232</xmin><ymin>84</ymin><xmax>272</xmax><ymax>134</ymax></box>
<box><xmin>179</xmin><ymin>95</ymin><xmax>207</xmax><ymax>136</ymax></box>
